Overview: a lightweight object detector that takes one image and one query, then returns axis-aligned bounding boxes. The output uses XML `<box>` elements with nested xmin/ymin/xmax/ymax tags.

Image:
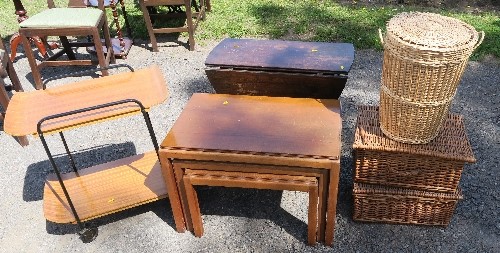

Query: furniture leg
<box><xmin>173</xmin><ymin>164</ymin><xmax>193</xmax><ymax>232</ymax></box>
<box><xmin>102</xmin><ymin>18</ymin><xmax>116</xmax><ymax>65</ymax></box>
<box><xmin>183</xmin><ymin>175</ymin><xmax>204</xmax><ymax>237</ymax></box>
<box><xmin>6</xmin><ymin>61</ymin><xmax>23</xmax><ymax>92</ymax></box>
<box><xmin>317</xmin><ymin>169</ymin><xmax>328</xmax><ymax>242</ymax></box>
<box><xmin>158</xmin><ymin>155</ymin><xmax>186</xmax><ymax>232</ymax></box>
<box><xmin>307</xmin><ymin>183</ymin><xmax>319</xmax><ymax>246</ymax></box>
<box><xmin>185</xmin><ymin>1</ymin><xmax>195</xmax><ymax>51</ymax></box>
<box><xmin>118</xmin><ymin>0</ymin><xmax>133</xmax><ymax>38</ymax></box>
<box><xmin>324</xmin><ymin>161</ymin><xmax>340</xmax><ymax>246</ymax></box>
<box><xmin>109</xmin><ymin>0</ymin><xmax>125</xmax><ymax>55</ymax></box>
<box><xmin>20</xmin><ymin>34</ymin><xmax>43</xmax><ymax>89</ymax></box>
<box><xmin>200</xmin><ymin>0</ymin><xmax>207</xmax><ymax>20</ymax></box>
<box><xmin>0</xmin><ymin>79</ymin><xmax>10</xmax><ymax>114</ymax></box>
<box><xmin>206</xmin><ymin>0</ymin><xmax>211</xmax><ymax>12</ymax></box>
<box><xmin>59</xmin><ymin>36</ymin><xmax>77</xmax><ymax>60</ymax></box>
<box><xmin>91</xmin><ymin>28</ymin><xmax>109</xmax><ymax>76</ymax></box>
<box><xmin>140</xmin><ymin>2</ymin><xmax>159</xmax><ymax>52</ymax></box>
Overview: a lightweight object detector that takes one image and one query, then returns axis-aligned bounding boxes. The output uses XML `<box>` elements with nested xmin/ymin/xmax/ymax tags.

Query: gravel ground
<box><xmin>0</xmin><ymin>37</ymin><xmax>499</xmax><ymax>252</ymax></box>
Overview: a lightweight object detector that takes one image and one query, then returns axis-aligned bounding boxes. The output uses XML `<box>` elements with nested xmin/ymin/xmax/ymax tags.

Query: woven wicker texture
<box><xmin>354</xmin><ymin>105</ymin><xmax>474</xmax><ymax>192</ymax></box>
<box><xmin>379</xmin><ymin>12</ymin><xmax>483</xmax><ymax>144</ymax></box>
<box><xmin>379</xmin><ymin>90</ymin><xmax>452</xmax><ymax>143</ymax></box>
<box><xmin>353</xmin><ymin>183</ymin><xmax>462</xmax><ymax>226</ymax></box>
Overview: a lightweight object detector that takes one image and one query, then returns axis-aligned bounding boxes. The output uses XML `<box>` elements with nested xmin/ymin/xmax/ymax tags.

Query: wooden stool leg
<box><xmin>307</xmin><ymin>184</ymin><xmax>319</xmax><ymax>245</ymax></box>
<box><xmin>183</xmin><ymin>176</ymin><xmax>204</xmax><ymax>237</ymax></box>
<box><xmin>20</xmin><ymin>34</ymin><xmax>43</xmax><ymax>90</ymax></box>
<box><xmin>139</xmin><ymin>1</ymin><xmax>158</xmax><ymax>52</ymax></box>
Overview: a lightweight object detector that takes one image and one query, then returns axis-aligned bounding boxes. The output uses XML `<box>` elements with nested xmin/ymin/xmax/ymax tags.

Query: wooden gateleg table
<box><xmin>160</xmin><ymin>93</ymin><xmax>342</xmax><ymax>246</ymax></box>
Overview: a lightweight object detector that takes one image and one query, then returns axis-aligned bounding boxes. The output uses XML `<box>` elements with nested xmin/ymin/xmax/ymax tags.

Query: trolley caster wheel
<box><xmin>78</xmin><ymin>226</ymin><xmax>98</xmax><ymax>243</ymax></box>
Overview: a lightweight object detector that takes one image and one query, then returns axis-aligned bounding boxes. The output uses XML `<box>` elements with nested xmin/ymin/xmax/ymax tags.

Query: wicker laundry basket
<box><xmin>379</xmin><ymin>12</ymin><xmax>483</xmax><ymax>144</ymax></box>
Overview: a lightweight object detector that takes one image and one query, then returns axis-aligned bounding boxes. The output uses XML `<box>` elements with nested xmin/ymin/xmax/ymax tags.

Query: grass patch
<box><xmin>1</xmin><ymin>0</ymin><xmax>498</xmax><ymax>59</ymax></box>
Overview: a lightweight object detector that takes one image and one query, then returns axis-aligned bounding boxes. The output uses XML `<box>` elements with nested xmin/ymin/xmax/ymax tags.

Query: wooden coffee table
<box><xmin>160</xmin><ymin>93</ymin><xmax>342</xmax><ymax>246</ymax></box>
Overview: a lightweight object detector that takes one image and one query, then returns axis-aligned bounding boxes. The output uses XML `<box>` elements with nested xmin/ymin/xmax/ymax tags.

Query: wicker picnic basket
<box><xmin>353</xmin><ymin>105</ymin><xmax>476</xmax><ymax>193</ymax></box>
<box><xmin>353</xmin><ymin>183</ymin><xmax>463</xmax><ymax>226</ymax></box>
<box><xmin>379</xmin><ymin>12</ymin><xmax>483</xmax><ymax>144</ymax></box>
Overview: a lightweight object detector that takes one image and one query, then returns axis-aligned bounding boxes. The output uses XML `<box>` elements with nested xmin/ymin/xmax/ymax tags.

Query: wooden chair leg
<box><xmin>200</xmin><ymin>0</ymin><xmax>207</xmax><ymax>20</ymax></box>
<box><xmin>139</xmin><ymin>1</ymin><xmax>159</xmax><ymax>52</ymax></box>
<box><xmin>9</xmin><ymin>34</ymin><xmax>22</xmax><ymax>62</ymax></box>
<box><xmin>183</xmin><ymin>176</ymin><xmax>204</xmax><ymax>237</ymax></box>
<box><xmin>185</xmin><ymin>3</ymin><xmax>196</xmax><ymax>51</ymax></box>
<box><xmin>118</xmin><ymin>0</ymin><xmax>133</xmax><ymax>38</ymax></box>
<box><xmin>20</xmin><ymin>34</ymin><xmax>43</xmax><ymax>90</ymax></box>
<box><xmin>206</xmin><ymin>0</ymin><xmax>211</xmax><ymax>12</ymax></box>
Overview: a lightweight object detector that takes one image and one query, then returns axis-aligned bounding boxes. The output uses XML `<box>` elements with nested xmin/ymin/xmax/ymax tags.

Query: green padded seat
<box><xmin>20</xmin><ymin>8</ymin><xmax>103</xmax><ymax>28</ymax></box>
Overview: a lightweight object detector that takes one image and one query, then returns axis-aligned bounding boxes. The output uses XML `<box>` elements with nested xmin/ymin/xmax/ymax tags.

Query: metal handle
<box><xmin>36</xmin><ymin>98</ymin><xmax>143</xmax><ymax>135</ymax></box>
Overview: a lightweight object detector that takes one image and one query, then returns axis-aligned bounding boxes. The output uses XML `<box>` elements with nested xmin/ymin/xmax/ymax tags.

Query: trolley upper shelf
<box><xmin>4</xmin><ymin>65</ymin><xmax>168</xmax><ymax>136</ymax></box>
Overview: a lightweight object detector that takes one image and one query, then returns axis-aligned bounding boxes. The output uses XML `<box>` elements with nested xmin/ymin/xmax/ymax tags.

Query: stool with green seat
<box><xmin>19</xmin><ymin>0</ymin><xmax>115</xmax><ymax>90</ymax></box>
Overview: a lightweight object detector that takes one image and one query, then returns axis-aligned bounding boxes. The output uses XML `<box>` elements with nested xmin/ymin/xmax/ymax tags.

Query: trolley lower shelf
<box><xmin>43</xmin><ymin>151</ymin><xmax>168</xmax><ymax>223</ymax></box>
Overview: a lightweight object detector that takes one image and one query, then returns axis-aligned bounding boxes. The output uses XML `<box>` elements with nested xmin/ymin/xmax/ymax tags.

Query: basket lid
<box><xmin>353</xmin><ymin>105</ymin><xmax>476</xmax><ymax>163</ymax></box>
<box><xmin>386</xmin><ymin>12</ymin><xmax>478</xmax><ymax>50</ymax></box>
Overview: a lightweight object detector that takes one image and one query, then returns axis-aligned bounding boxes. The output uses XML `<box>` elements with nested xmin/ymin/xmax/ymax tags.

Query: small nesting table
<box><xmin>160</xmin><ymin>93</ymin><xmax>342</xmax><ymax>246</ymax></box>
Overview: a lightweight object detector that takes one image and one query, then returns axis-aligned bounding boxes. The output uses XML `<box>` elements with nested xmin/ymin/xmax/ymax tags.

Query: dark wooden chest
<box><xmin>205</xmin><ymin>38</ymin><xmax>355</xmax><ymax>99</ymax></box>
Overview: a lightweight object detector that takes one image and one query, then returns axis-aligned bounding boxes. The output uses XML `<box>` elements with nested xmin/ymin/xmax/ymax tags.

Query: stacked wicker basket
<box><xmin>379</xmin><ymin>12</ymin><xmax>483</xmax><ymax>144</ymax></box>
<box><xmin>352</xmin><ymin>106</ymin><xmax>475</xmax><ymax>225</ymax></box>
<box><xmin>352</xmin><ymin>12</ymin><xmax>481</xmax><ymax>226</ymax></box>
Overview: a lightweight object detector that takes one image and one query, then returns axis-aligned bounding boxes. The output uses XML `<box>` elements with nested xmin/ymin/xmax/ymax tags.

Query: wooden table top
<box><xmin>4</xmin><ymin>65</ymin><xmax>168</xmax><ymax>136</ymax></box>
<box><xmin>161</xmin><ymin>93</ymin><xmax>342</xmax><ymax>159</ymax></box>
<box><xmin>205</xmin><ymin>38</ymin><xmax>354</xmax><ymax>74</ymax></box>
